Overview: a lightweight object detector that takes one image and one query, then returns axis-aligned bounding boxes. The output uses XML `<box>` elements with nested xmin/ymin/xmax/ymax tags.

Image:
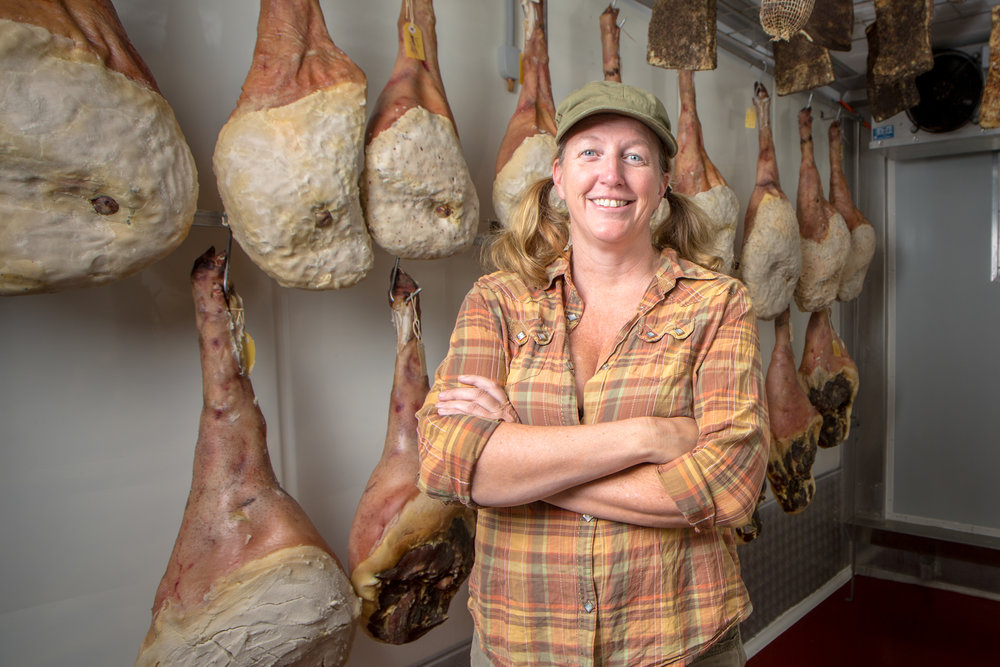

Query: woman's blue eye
<box><xmin>581</xmin><ymin>149</ymin><xmax>597</xmax><ymax>157</ymax></box>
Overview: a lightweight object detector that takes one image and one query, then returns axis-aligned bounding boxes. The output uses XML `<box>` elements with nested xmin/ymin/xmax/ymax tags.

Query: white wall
<box><xmin>0</xmin><ymin>1</ymin><xmax>850</xmax><ymax>665</ymax></box>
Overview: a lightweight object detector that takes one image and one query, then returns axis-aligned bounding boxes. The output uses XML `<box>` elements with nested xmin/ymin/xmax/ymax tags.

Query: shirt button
<box><xmin>584</xmin><ymin>602</ymin><xmax>595</xmax><ymax>613</ymax></box>
<box><xmin>567</xmin><ymin>313</ymin><xmax>578</xmax><ymax>321</ymax></box>
<box><xmin>600</xmin><ymin>363</ymin><xmax>609</xmax><ymax>370</ymax></box>
<box><xmin>582</xmin><ymin>514</ymin><xmax>594</xmax><ymax>522</ymax></box>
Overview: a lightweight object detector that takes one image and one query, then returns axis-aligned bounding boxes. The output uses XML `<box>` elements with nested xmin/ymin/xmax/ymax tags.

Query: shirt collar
<box><xmin>544</xmin><ymin>246</ymin><xmax>709</xmax><ymax>294</ymax></box>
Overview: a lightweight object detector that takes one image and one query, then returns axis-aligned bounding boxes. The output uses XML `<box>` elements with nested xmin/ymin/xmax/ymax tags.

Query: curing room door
<box><xmin>889</xmin><ymin>150</ymin><xmax>1000</xmax><ymax>536</ymax></box>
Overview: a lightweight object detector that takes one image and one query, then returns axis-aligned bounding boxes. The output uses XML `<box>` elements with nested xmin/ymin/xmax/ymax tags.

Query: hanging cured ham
<box><xmin>828</xmin><ymin>119</ymin><xmax>876</xmax><ymax>302</ymax></box>
<box><xmin>647</xmin><ymin>0</ymin><xmax>716</xmax><ymax>71</ymax></box>
<box><xmin>978</xmin><ymin>6</ymin><xmax>1000</xmax><ymax>129</ymax></box>
<box><xmin>213</xmin><ymin>0</ymin><xmax>372</xmax><ymax>290</ymax></box>
<box><xmin>0</xmin><ymin>0</ymin><xmax>197</xmax><ymax>296</ymax></box>
<box><xmin>794</xmin><ymin>106</ymin><xmax>849</xmax><ymax>313</ymax></box>
<box><xmin>674</xmin><ymin>70</ymin><xmax>739</xmax><ymax>274</ymax></box>
<box><xmin>739</xmin><ymin>82</ymin><xmax>801</xmax><ymax>320</ymax></box>
<box><xmin>799</xmin><ymin>308</ymin><xmax>859</xmax><ymax>449</ymax></box>
<box><xmin>493</xmin><ymin>0</ymin><xmax>558</xmax><ymax>228</ymax></box>
<box><xmin>137</xmin><ymin>248</ymin><xmax>359</xmax><ymax>666</ymax></box>
<box><xmin>600</xmin><ymin>2</ymin><xmax>622</xmax><ymax>82</ymax></box>
<box><xmin>348</xmin><ymin>264</ymin><xmax>476</xmax><ymax>644</ymax></box>
<box><xmin>765</xmin><ymin>309</ymin><xmax>822</xmax><ymax>513</ymax></box>
<box><xmin>363</xmin><ymin>0</ymin><xmax>478</xmax><ymax>258</ymax></box>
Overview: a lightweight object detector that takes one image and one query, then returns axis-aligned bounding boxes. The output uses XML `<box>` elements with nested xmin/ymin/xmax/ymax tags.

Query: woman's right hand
<box><xmin>641</xmin><ymin>415</ymin><xmax>699</xmax><ymax>465</ymax></box>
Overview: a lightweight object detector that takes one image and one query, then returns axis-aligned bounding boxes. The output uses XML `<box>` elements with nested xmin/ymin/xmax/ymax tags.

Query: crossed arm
<box><xmin>435</xmin><ymin>374</ymin><xmax>699</xmax><ymax>528</ymax></box>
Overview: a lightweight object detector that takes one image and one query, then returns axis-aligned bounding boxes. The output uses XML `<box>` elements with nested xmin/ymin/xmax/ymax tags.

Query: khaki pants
<box><xmin>470</xmin><ymin>627</ymin><xmax>746</xmax><ymax>666</ymax></box>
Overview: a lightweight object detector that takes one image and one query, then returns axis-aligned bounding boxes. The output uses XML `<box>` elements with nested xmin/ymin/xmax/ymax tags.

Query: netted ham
<box><xmin>674</xmin><ymin>70</ymin><xmax>739</xmax><ymax>274</ymax></box>
<box><xmin>348</xmin><ymin>264</ymin><xmax>476</xmax><ymax>644</ymax></box>
<box><xmin>739</xmin><ymin>82</ymin><xmax>801</xmax><ymax>320</ymax></box>
<box><xmin>363</xmin><ymin>0</ymin><xmax>478</xmax><ymax>259</ymax></box>
<box><xmin>647</xmin><ymin>0</ymin><xmax>716</xmax><ymax>71</ymax></box>
<box><xmin>493</xmin><ymin>0</ymin><xmax>557</xmax><ymax>228</ymax></box>
<box><xmin>828</xmin><ymin>120</ymin><xmax>875</xmax><ymax>302</ymax></box>
<box><xmin>979</xmin><ymin>6</ymin><xmax>1000</xmax><ymax>129</ymax></box>
<box><xmin>0</xmin><ymin>0</ymin><xmax>197</xmax><ymax>296</ymax></box>
<box><xmin>794</xmin><ymin>106</ymin><xmax>849</xmax><ymax>313</ymax></box>
<box><xmin>799</xmin><ymin>307</ymin><xmax>859</xmax><ymax>449</ymax></box>
<box><xmin>137</xmin><ymin>248</ymin><xmax>359</xmax><ymax>666</ymax></box>
<box><xmin>765</xmin><ymin>308</ymin><xmax>822</xmax><ymax>514</ymax></box>
<box><xmin>213</xmin><ymin>0</ymin><xmax>372</xmax><ymax>290</ymax></box>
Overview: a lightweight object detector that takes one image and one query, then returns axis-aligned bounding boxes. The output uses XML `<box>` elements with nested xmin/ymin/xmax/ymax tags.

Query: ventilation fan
<box><xmin>906</xmin><ymin>50</ymin><xmax>985</xmax><ymax>133</ymax></box>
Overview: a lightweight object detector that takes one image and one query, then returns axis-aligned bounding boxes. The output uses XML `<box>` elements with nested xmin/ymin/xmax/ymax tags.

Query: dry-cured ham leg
<box><xmin>600</xmin><ymin>2</ymin><xmax>622</xmax><ymax>82</ymax></box>
<box><xmin>213</xmin><ymin>0</ymin><xmax>372</xmax><ymax>290</ymax></box>
<box><xmin>794</xmin><ymin>106</ymin><xmax>849</xmax><ymax>313</ymax></box>
<box><xmin>348</xmin><ymin>264</ymin><xmax>476</xmax><ymax>644</ymax></box>
<box><xmin>363</xmin><ymin>0</ymin><xmax>478</xmax><ymax>258</ymax></box>
<box><xmin>137</xmin><ymin>248</ymin><xmax>359</xmax><ymax>666</ymax></box>
<box><xmin>828</xmin><ymin>119</ymin><xmax>875</xmax><ymax>302</ymax></box>
<box><xmin>765</xmin><ymin>309</ymin><xmax>822</xmax><ymax>513</ymax></box>
<box><xmin>493</xmin><ymin>0</ymin><xmax>558</xmax><ymax>228</ymax></box>
<box><xmin>647</xmin><ymin>0</ymin><xmax>716</xmax><ymax>71</ymax></box>
<box><xmin>738</xmin><ymin>82</ymin><xmax>801</xmax><ymax>320</ymax></box>
<box><xmin>0</xmin><ymin>0</ymin><xmax>197</xmax><ymax>296</ymax></box>
<box><xmin>674</xmin><ymin>70</ymin><xmax>739</xmax><ymax>274</ymax></box>
<box><xmin>979</xmin><ymin>6</ymin><xmax>1000</xmax><ymax>129</ymax></box>
<box><xmin>798</xmin><ymin>307</ymin><xmax>859</xmax><ymax>449</ymax></box>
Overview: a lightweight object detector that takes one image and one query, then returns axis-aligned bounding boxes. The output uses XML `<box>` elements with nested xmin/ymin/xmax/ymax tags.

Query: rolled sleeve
<box><xmin>416</xmin><ymin>283</ymin><xmax>511</xmax><ymax>508</ymax></box>
<box><xmin>656</xmin><ymin>282</ymin><xmax>770</xmax><ymax>529</ymax></box>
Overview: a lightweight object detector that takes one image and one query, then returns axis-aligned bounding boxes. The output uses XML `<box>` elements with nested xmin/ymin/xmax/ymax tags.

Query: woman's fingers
<box><xmin>436</xmin><ymin>375</ymin><xmax>518</xmax><ymax>422</ymax></box>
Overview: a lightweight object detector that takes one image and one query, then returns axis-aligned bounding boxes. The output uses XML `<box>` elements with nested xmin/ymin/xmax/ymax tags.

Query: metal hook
<box><xmin>806</xmin><ymin>92</ymin><xmax>814</xmax><ymax>109</ymax></box>
<box><xmin>221</xmin><ymin>215</ymin><xmax>233</xmax><ymax>301</ymax></box>
<box><xmin>389</xmin><ymin>256</ymin><xmax>400</xmax><ymax>303</ymax></box>
<box><xmin>405</xmin><ymin>287</ymin><xmax>423</xmax><ymax>305</ymax></box>
<box><xmin>617</xmin><ymin>15</ymin><xmax>627</xmax><ymax>29</ymax></box>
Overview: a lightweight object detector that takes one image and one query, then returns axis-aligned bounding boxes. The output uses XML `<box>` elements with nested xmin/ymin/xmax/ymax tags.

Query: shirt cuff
<box><xmin>656</xmin><ymin>453</ymin><xmax>717</xmax><ymax>530</ymax></box>
<box><xmin>417</xmin><ymin>412</ymin><xmax>502</xmax><ymax>509</ymax></box>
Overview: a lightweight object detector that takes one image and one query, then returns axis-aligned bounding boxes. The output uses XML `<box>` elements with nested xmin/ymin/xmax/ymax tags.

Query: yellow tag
<box><xmin>745</xmin><ymin>108</ymin><xmax>757</xmax><ymax>129</ymax></box>
<box><xmin>242</xmin><ymin>332</ymin><xmax>256</xmax><ymax>374</ymax></box>
<box><xmin>519</xmin><ymin>53</ymin><xmax>524</xmax><ymax>84</ymax></box>
<box><xmin>404</xmin><ymin>22</ymin><xmax>425</xmax><ymax>61</ymax></box>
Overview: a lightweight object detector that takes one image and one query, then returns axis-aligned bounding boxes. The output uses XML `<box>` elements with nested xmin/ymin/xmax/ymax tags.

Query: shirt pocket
<box><xmin>506</xmin><ymin>318</ymin><xmax>554</xmax><ymax>385</ymax></box>
<box><xmin>623</xmin><ymin>320</ymin><xmax>696</xmax><ymax>417</ymax></box>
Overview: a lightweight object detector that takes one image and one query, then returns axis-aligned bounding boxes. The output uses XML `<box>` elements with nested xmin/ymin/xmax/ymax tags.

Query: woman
<box><xmin>416</xmin><ymin>80</ymin><xmax>768</xmax><ymax>666</ymax></box>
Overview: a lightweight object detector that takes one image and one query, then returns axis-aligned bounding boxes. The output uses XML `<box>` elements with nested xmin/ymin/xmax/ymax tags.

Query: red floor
<box><xmin>747</xmin><ymin>575</ymin><xmax>1000</xmax><ymax>666</ymax></box>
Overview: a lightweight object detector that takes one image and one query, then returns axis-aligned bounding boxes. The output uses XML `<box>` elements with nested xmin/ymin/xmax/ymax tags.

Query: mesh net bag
<box><xmin>760</xmin><ymin>0</ymin><xmax>816</xmax><ymax>41</ymax></box>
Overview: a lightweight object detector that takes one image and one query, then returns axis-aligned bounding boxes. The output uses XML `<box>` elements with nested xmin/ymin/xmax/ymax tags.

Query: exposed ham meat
<box><xmin>979</xmin><ymin>6</ymin><xmax>1000</xmax><ymax>129</ymax></box>
<box><xmin>738</xmin><ymin>82</ymin><xmax>801</xmax><ymax>320</ymax></box>
<box><xmin>794</xmin><ymin>106</ymin><xmax>850</xmax><ymax>313</ymax></box>
<box><xmin>600</xmin><ymin>3</ymin><xmax>622</xmax><ymax>82</ymax></box>
<box><xmin>348</xmin><ymin>264</ymin><xmax>476</xmax><ymax>644</ymax></box>
<box><xmin>0</xmin><ymin>0</ymin><xmax>197</xmax><ymax>295</ymax></box>
<box><xmin>828</xmin><ymin>119</ymin><xmax>876</xmax><ymax>302</ymax></box>
<box><xmin>137</xmin><ymin>248</ymin><xmax>358</xmax><ymax>666</ymax></box>
<box><xmin>213</xmin><ymin>0</ymin><xmax>372</xmax><ymax>290</ymax></box>
<box><xmin>799</xmin><ymin>307</ymin><xmax>859</xmax><ymax>449</ymax></box>
<box><xmin>765</xmin><ymin>308</ymin><xmax>822</xmax><ymax>513</ymax></box>
<box><xmin>493</xmin><ymin>0</ymin><xmax>558</xmax><ymax>227</ymax></box>
<box><xmin>674</xmin><ymin>69</ymin><xmax>739</xmax><ymax>275</ymax></box>
<box><xmin>363</xmin><ymin>0</ymin><xmax>478</xmax><ymax>258</ymax></box>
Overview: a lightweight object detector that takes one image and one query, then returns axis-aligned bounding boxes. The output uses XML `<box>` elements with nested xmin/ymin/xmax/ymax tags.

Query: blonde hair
<box><xmin>486</xmin><ymin>144</ymin><xmax>723</xmax><ymax>287</ymax></box>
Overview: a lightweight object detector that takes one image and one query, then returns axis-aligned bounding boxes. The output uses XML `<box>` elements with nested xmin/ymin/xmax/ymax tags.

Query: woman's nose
<box><xmin>598</xmin><ymin>156</ymin><xmax>623</xmax><ymax>184</ymax></box>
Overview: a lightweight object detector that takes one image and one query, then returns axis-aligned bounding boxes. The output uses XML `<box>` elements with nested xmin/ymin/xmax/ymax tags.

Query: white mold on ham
<box><xmin>0</xmin><ymin>1</ymin><xmax>197</xmax><ymax>295</ymax></box>
<box><xmin>828</xmin><ymin>119</ymin><xmax>875</xmax><ymax>302</ymax></box>
<box><xmin>213</xmin><ymin>0</ymin><xmax>372</xmax><ymax>290</ymax></box>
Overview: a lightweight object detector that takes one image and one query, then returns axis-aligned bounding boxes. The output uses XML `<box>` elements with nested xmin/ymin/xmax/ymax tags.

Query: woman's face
<box><xmin>553</xmin><ymin>113</ymin><xmax>669</xmax><ymax>251</ymax></box>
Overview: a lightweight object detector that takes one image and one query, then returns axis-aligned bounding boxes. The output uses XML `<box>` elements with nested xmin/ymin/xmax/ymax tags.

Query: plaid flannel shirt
<box><xmin>417</xmin><ymin>248</ymin><xmax>769</xmax><ymax>666</ymax></box>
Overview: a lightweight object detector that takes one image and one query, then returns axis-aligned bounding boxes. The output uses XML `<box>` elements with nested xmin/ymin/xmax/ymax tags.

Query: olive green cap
<box><xmin>555</xmin><ymin>80</ymin><xmax>678</xmax><ymax>158</ymax></box>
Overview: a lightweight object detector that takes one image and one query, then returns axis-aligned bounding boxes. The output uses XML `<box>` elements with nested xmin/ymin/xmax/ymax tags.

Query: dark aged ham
<box><xmin>794</xmin><ymin>106</ymin><xmax>849</xmax><ymax>313</ymax></box>
<box><xmin>137</xmin><ymin>248</ymin><xmax>359</xmax><ymax>666</ymax></box>
<box><xmin>828</xmin><ymin>119</ymin><xmax>875</xmax><ymax>302</ymax></box>
<box><xmin>765</xmin><ymin>308</ymin><xmax>822</xmax><ymax>513</ymax></box>
<box><xmin>363</xmin><ymin>0</ymin><xmax>478</xmax><ymax>258</ymax></box>
<box><xmin>348</xmin><ymin>265</ymin><xmax>476</xmax><ymax>644</ymax></box>
<box><xmin>735</xmin><ymin>484</ymin><xmax>766</xmax><ymax>544</ymax></box>
<box><xmin>799</xmin><ymin>308</ymin><xmax>859</xmax><ymax>449</ymax></box>
<box><xmin>0</xmin><ymin>0</ymin><xmax>197</xmax><ymax>295</ymax></box>
<box><xmin>647</xmin><ymin>0</ymin><xmax>716</xmax><ymax>71</ymax></box>
<box><xmin>802</xmin><ymin>0</ymin><xmax>853</xmax><ymax>52</ymax></box>
<box><xmin>772</xmin><ymin>34</ymin><xmax>835</xmax><ymax>96</ymax></box>
<box><xmin>674</xmin><ymin>70</ymin><xmax>739</xmax><ymax>274</ymax></box>
<box><xmin>979</xmin><ymin>6</ymin><xmax>1000</xmax><ymax>129</ymax></box>
<box><xmin>493</xmin><ymin>0</ymin><xmax>558</xmax><ymax>227</ymax></box>
<box><xmin>600</xmin><ymin>2</ymin><xmax>621</xmax><ymax>82</ymax></box>
<box><xmin>865</xmin><ymin>22</ymin><xmax>920</xmax><ymax>122</ymax></box>
<box><xmin>871</xmin><ymin>0</ymin><xmax>933</xmax><ymax>84</ymax></box>
<box><xmin>213</xmin><ymin>0</ymin><xmax>372</xmax><ymax>290</ymax></box>
<box><xmin>739</xmin><ymin>82</ymin><xmax>801</xmax><ymax>320</ymax></box>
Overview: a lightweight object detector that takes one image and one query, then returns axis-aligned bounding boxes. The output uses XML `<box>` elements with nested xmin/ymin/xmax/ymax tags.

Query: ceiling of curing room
<box><xmin>633</xmin><ymin>0</ymin><xmax>997</xmax><ymax>107</ymax></box>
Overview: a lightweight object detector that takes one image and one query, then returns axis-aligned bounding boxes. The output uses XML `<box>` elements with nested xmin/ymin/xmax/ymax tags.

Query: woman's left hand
<box><xmin>436</xmin><ymin>374</ymin><xmax>519</xmax><ymax>423</ymax></box>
